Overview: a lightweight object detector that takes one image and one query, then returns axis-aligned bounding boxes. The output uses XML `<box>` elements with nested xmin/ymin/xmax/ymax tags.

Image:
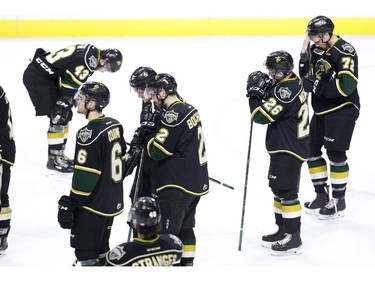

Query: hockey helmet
<box><xmin>129</xmin><ymin>66</ymin><xmax>157</xmax><ymax>89</ymax></box>
<box><xmin>127</xmin><ymin>197</ymin><xmax>161</xmax><ymax>228</ymax></box>
<box><xmin>307</xmin><ymin>16</ymin><xmax>335</xmax><ymax>37</ymax></box>
<box><xmin>265</xmin><ymin>50</ymin><xmax>294</xmax><ymax>77</ymax></box>
<box><xmin>146</xmin><ymin>73</ymin><xmax>177</xmax><ymax>96</ymax></box>
<box><xmin>75</xmin><ymin>81</ymin><xmax>110</xmax><ymax>110</ymax></box>
<box><xmin>102</xmin><ymin>48</ymin><xmax>123</xmax><ymax>73</ymax></box>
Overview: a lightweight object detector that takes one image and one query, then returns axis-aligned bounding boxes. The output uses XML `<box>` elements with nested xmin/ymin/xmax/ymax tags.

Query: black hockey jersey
<box><xmin>249</xmin><ymin>74</ymin><xmax>310</xmax><ymax>161</ymax></box>
<box><xmin>0</xmin><ymin>86</ymin><xmax>16</xmax><ymax>166</ymax></box>
<box><xmin>29</xmin><ymin>44</ymin><xmax>100</xmax><ymax>95</ymax></box>
<box><xmin>146</xmin><ymin>101</ymin><xmax>209</xmax><ymax>196</ymax></box>
<box><xmin>70</xmin><ymin>116</ymin><xmax>127</xmax><ymax>216</ymax></box>
<box><xmin>106</xmin><ymin>234</ymin><xmax>183</xmax><ymax>266</ymax></box>
<box><xmin>299</xmin><ymin>37</ymin><xmax>360</xmax><ymax>115</ymax></box>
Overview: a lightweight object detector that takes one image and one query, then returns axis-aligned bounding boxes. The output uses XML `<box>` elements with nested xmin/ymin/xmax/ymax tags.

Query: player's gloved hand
<box><xmin>246</xmin><ymin>71</ymin><xmax>273</xmax><ymax>100</ymax></box>
<box><xmin>50</xmin><ymin>97</ymin><xmax>74</xmax><ymax>126</ymax></box>
<box><xmin>124</xmin><ymin>145</ymin><xmax>142</xmax><ymax>178</ymax></box>
<box><xmin>57</xmin><ymin>195</ymin><xmax>77</xmax><ymax>229</ymax></box>
<box><xmin>315</xmin><ymin>59</ymin><xmax>334</xmax><ymax>80</ymax></box>
<box><xmin>302</xmin><ymin>75</ymin><xmax>323</xmax><ymax>97</ymax></box>
<box><xmin>140</xmin><ymin>104</ymin><xmax>161</xmax><ymax>130</ymax></box>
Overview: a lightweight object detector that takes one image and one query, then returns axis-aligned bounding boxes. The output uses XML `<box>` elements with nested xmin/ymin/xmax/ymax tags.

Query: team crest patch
<box><xmin>342</xmin><ymin>43</ymin><xmax>354</xmax><ymax>53</ymax></box>
<box><xmin>109</xmin><ymin>246</ymin><xmax>126</xmax><ymax>261</ymax></box>
<box><xmin>88</xmin><ymin>55</ymin><xmax>98</xmax><ymax>69</ymax></box>
<box><xmin>277</xmin><ymin>87</ymin><xmax>292</xmax><ymax>99</ymax></box>
<box><xmin>78</xmin><ymin>127</ymin><xmax>92</xmax><ymax>143</ymax></box>
<box><xmin>165</xmin><ymin>110</ymin><xmax>179</xmax><ymax>123</ymax></box>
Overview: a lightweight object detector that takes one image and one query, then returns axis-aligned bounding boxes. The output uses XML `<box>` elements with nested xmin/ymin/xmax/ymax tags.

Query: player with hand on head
<box><xmin>105</xmin><ymin>196</ymin><xmax>183</xmax><ymax>266</ymax></box>
<box><xmin>57</xmin><ymin>81</ymin><xmax>127</xmax><ymax>266</ymax></box>
<box><xmin>299</xmin><ymin>16</ymin><xmax>360</xmax><ymax>219</ymax></box>
<box><xmin>23</xmin><ymin>44</ymin><xmax>123</xmax><ymax>173</ymax></box>
<box><xmin>246</xmin><ymin>51</ymin><xmax>310</xmax><ymax>256</ymax></box>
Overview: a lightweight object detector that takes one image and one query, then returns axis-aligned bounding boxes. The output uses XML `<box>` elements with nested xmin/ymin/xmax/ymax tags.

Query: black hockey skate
<box><xmin>261</xmin><ymin>226</ymin><xmax>286</xmax><ymax>248</ymax></box>
<box><xmin>319</xmin><ymin>197</ymin><xmax>345</xmax><ymax>220</ymax></box>
<box><xmin>46</xmin><ymin>155</ymin><xmax>74</xmax><ymax>173</ymax></box>
<box><xmin>0</xmin><ymin>227</ymin><xmax>10</xmax><ymax>257</ymax></box>
<box><xmin>304</xmin><ymin>192</ymin><xmax>329</xmax><ymax>215</ymax></box>
<box><xmin>271</xmin><ymin>232</ymin><xmax>302</xmax><ymax>256</ymax></box>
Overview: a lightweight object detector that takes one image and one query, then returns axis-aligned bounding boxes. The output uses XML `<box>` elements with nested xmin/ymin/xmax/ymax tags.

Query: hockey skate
<box><xmin>319</xmin><ymin>197</ymin><xmax>345</xmax><ymax>220</ymax></box>
<box><xmin>261</xmin><ymin>226</ymin><xmax>286</xmax><ymax>248</ymax></box>
<box><xmin>304</xmin><ymin>192</ymin><xmax>329</xmax><ymax>215</ymax></box>
<box><xmin>46</xmin><ymin>154</ymin><xmax>74</xmax><ymax>173</ymax></box>
<box><xmin>0</xmin><ymin>227</ymin><xmax>10</xmax><ymax>257</ymax></box>
<box><xmin>271</xmin><ymin>232</ymin><xmax>302</xmax><ymax>256</ymax></box>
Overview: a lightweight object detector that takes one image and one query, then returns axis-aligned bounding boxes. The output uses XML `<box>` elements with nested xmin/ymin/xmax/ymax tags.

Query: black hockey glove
<box><xmin>50</xmin><ymin>97</ymin><xmax>74</xmax><ymax>126</ymax></box>
<box><xmin>302</xmin><ymin>75</ymin><xmax>323</xmax><ymax>97</ymax></box>
<box><xmin>246</xmin><ymin>71</ymin><xmax>273</xmax><ymax>100</ymax></box>
<box><xmin>140</xmin><ymin>104</ymin><xmax>161</xmax><ymax>130</ymax></box>
<box><xmin>57</xmin><ymin>195</ymin><xmax>77</xmax><ymax>229</ymax></box>
<box><xmin>124</xmin><ymin>145</ymin><xmax>142</xmax><ymax>178</ymax></box>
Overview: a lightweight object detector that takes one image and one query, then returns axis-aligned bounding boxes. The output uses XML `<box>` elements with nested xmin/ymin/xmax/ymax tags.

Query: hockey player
<box><xmin>126</xmin><ymin>66</ymin><xmax>159</xmax><ymax>201</ymax></box>
<box><xmin>246</xmin><ymin>51</ymin><xmax>310</xmax><ymax>255</ymax></box>
<box><xmin>299</xmin><ymin>16</ymin><xmax>360</xmax><ymax>219</ymax></box>
<box><xmin>23</xmin><ymin>44</ymin><xmax>123</xmax><ymax>173</ymax></box>
<box><xmin>57</xmin><ymin>81</ymin><xmax>127</xmax><ymax>266</ymax></box>
<box><xmin>142</xmin><ymin>73</ymin><xmax>209</xmax><ymax>266</ymax></box>
<box><xmin>106</xmin><ymin>197</ymin><xmax>183</xmax><ymax>266</ymax></box>
<box><xmin>0</xmin><ymin>86</ymin><xmax>16</xmax><ymax>257</ymax></box>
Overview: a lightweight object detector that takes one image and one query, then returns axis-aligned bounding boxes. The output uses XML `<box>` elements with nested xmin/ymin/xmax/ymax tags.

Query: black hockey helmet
<box><xmin>75</xmin><ymin>81</ymin><xmax>110</xmax><ymax>110</ymax></box>
<box><xmin>147</xmin><ymin>73</ymin><xmax>177</xmax><ymax>95</ymax></box>
<box><xmin>101</xmin><ymin>48</ymin><xmax>123</xmax><ymax>73</ymax></box>
<box><xmin>129</xmin><ymin>66</ymin><xmax>157</xmax><ymax>88</ymax></box>
<box><xmin>265</xmin><ymin>50</ymin><xmax>294</xmax><ymax>77</ymax></box>
<box><xmin>307</xmin><ymin>16</ymin><xmax>335</xmax><ymax>37</ymax></box>
<box><xmin>127</xmin><ymin>197</ymin><xmax>161</xmax><ymax>228</ymax></box>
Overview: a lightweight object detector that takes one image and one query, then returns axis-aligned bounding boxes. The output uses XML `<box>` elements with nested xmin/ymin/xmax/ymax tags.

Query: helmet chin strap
<box><xmin>84</xmin><ymin>100</ymin><xmax>95</xmax><ymax>119</ymax></box>
<box><xmin>320</xmin><ymin>33</ymin><xmax>332</xmax><ymax>45</ymax></box>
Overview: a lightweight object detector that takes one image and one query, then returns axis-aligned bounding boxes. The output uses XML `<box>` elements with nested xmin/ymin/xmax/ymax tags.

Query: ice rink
<box><xmin>1</xmin><ymin>35</ymin><xmax>375</xmax><ymax>277</ymax></box>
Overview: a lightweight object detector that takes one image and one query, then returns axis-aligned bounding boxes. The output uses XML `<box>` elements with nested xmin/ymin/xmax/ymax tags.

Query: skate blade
<box><xmin>270</xmin><ymin>246</ymin><xmax>302</xmax><ymax>256</ymax></box>
<box><xmin>319</xmin><ymin>211</ymin><xmax>345</xmax><ymax>220</ymax></box>
<box><xmin>0</xmin><ymin>250</ymin><xmax>6</xmax><ymax>257</ymax></box>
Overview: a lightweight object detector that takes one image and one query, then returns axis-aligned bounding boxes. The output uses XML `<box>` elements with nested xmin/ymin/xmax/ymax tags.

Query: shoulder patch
<box><xmin>164</xmin><ymin>110</ymin><xmax>179</xmax><ymax>124</ymax></box>
<box><xmin>341</xmin><ymin>42</ymin><xmax>355</xmax><ymax>54</ymax></box>
<box><xmin>277</xmin><ymin>87</ymin><xmax>292</xmax><ymax>100</ymax></box>
<box><xmin>78</xmin><ymin>127</ymin><xmax>93</xmax><ymax>143</ymax></box>
<box><xmin>88</xmin><ymin>55</ymin><xmax>98</xmax><ymax>69</ymax></box>
<box><xmin>108</xmin><ymin>245</ymin><xmax>126</xmax><ymax>261</ymax></box>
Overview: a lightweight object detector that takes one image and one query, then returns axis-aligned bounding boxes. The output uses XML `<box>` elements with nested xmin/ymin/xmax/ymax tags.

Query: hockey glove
<box><xmin>57</xmin><ymin>195</ymin><xmax>77</xmax><ymax>229</ymax></box>
<box><xmin>140</xmin><ymin>104</ymin><xmax>161</xmax><ymax>130</ymax></box>
<box><xmin>246</xmin><ymin>71</ymin><xmax>273</xmax><ymax>100</ymax></box>
<box><xmin>50</xmin><ymin>97</ymin><xmax>74</xmax><ymax>126</ymax></box>
<box><xmin>124</xmin><ymin>145</ymin><xmax>142</xmax><ymax>178</ymax></box>
<box><xmin>302</xmin><ymin>75</ymin><xmax>323</xmax><ymax>97</ymax></box>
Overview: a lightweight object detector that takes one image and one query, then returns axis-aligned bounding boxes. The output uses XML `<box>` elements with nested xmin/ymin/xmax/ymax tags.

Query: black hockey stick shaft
<box><xmin>238</xmin><ymin>120</ymin><xmax>254</xmax><ymax>251</ymax></box>
<box><xmin>127</xmin><ymin>148</ymin><xmax>145</xmax><ymax>242</ymax></box>
<box><xmin>209</xmin><ymin>177</ymin><xmax>235</xmax><ymax>190</ymax></box>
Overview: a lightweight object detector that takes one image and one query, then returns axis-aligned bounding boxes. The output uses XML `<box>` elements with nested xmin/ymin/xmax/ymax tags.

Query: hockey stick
<box><xmin>209</xmin><ymin>177</ymin><xmax>235</xmax><ymax>190</ymax></box>
<box><xmin>127</xmin><ymin>147</ymin><xmax>145</xmax><ymax>242</ymax></box>
<box><xmin>238</xmin><ymin>120</ymin><xmax>254</xmax><ymax>251</ymax></box>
